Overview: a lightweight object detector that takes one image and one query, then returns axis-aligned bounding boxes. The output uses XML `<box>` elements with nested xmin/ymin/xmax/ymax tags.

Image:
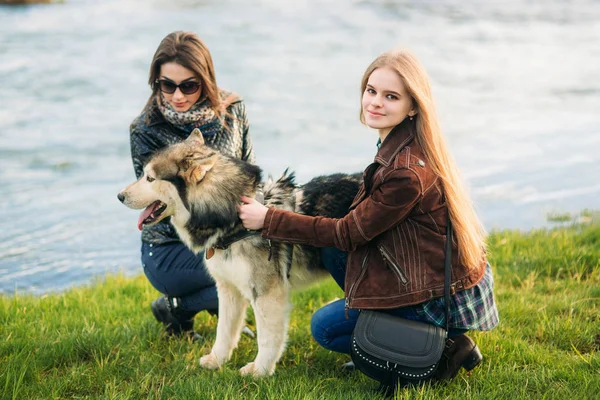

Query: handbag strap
<box><xmin>444</xmin><ymin>217</ymin><xmax>453</xmax><ymax>333</ymax></box>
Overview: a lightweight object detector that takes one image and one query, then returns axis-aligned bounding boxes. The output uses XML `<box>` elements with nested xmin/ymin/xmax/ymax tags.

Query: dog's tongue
<box><xmin>137</xmin><ymin>202</ymin><xmax>161</xmax><ymax>231</ymax></box>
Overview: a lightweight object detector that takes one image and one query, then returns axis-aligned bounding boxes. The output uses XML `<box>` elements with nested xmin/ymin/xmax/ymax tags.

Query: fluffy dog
<box><xmin>118</xmin><ymin>129</ymin><xmax>361</xmax><ymax>376</ymax></box>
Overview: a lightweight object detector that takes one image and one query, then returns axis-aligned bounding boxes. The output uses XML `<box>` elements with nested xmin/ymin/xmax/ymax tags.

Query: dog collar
<box><xmin>205</xmin><ymin>190</ymin><xmax>265</xmax><ymax>260</ymax></box>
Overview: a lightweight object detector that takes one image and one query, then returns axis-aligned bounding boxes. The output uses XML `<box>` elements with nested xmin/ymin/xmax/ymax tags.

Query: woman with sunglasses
<box><xmin>129</xmin><ymin>31</ymin><xmax>255</xmax><ymax>340</ymax></box>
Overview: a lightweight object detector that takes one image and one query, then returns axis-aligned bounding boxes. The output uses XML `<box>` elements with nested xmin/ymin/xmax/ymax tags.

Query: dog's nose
<box><xmin>117</xmin><ymin>193</ymin><xmax>125</xmax><ymax>203</ymax></box>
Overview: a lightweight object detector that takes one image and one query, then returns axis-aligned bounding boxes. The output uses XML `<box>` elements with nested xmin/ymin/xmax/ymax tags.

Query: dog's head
<box><xmin>118</xmin><ymin>129</ymin><xmax>218</xmax><ymax>230</ymax></box>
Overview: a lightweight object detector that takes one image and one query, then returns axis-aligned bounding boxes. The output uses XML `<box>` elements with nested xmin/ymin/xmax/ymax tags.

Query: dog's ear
<box><xmin>179</xmin><ymin>152</ymin><xmax>216</xmax><ymax>183</ymax></box>
<box><xmin>185</xmin><ymin>128</ymin><xmax>205</xmax><ymax>146</ymax></box>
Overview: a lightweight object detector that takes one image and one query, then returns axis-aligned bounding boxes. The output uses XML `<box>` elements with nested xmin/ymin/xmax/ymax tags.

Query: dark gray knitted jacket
<box><xmin>129</xmin><ymin>94</ymin><xmax>255</xmax><ymax>245</ymax></box>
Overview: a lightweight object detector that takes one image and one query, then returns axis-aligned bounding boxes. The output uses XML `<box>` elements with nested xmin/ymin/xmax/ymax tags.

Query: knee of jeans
<box><xmin>320</xmin><ymin>247</ymin><xmax>335</xmax><ymax>259</ymax></box>
<box><xmin>321</xmin><ymin>247</ymin><xmax>346</xmax><ymax>263</ymax></box>
<box><xmin>310</xmin><ymin>309</ymin><xmax>332</xmax><ymax>347</ymax></box>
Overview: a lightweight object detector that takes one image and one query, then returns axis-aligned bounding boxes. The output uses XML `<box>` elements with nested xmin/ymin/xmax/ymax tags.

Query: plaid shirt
<box><xmin>404</xmin><ymin>263</ymin><xmax>499</xmax><ymax>331</ymax></box>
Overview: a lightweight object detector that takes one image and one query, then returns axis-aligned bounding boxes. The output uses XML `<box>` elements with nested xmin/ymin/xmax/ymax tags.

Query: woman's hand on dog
<box><xmin>238</xmin><ymin>196</ymin><xmax>268</xmax><ymax>230</ymax></box>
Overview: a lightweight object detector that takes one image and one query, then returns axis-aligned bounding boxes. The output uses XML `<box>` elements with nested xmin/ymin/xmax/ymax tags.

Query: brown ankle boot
<box><xmin>435</xmin><ymin>334</ymin><xmax>483</xmax><ymax>380</ymax></box>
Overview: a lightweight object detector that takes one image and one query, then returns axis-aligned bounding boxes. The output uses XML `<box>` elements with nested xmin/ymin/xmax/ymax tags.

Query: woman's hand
<box><xmin>238</xmin><ymin>196</ymin><xmax>269</xmax><ymax>230</ymax></box>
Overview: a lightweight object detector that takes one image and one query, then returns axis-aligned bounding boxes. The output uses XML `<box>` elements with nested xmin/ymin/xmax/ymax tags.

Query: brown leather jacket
<box><xmin>262</xmin><ymin>118</ymin><xmax>486</xmax><ymax>310</ymax></box>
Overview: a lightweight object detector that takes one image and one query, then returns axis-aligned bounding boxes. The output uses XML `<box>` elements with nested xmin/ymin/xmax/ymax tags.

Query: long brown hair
<box><xmin>146</xmin><ymin>31</ymin><xmax>225</xmax><ymax>116</ymax></box>
<box><xmin>360</xmin><ymin>49</ymin><xmax>486</xmax><ymax>270</ymax></box>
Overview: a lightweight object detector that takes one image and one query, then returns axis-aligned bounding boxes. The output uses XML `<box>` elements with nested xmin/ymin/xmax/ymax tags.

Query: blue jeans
<box><xmin>141</xmin><ymin>241</ymin><xmax>218</xmax><ymax>315</ymax></box>
<box><xmin>312</xmin><ymin>247</ymin><xmax>466</xmax><ymax>354</ymax></box>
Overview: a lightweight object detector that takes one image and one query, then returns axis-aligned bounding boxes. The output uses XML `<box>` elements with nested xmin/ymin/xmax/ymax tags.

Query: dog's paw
<box><xmin>239</xmin><ymin>362</ymin><xmax>273</xmax><ymax>377</ymax></box>
<box><xmin>239</xmin><ymin>362</ymin><xmax>257</xmax><ymax>376</ymax></box>
<box><xmin>199</xmin><ymin>353</ymin><xmax>221</xmax><ymax>370</ymax></box>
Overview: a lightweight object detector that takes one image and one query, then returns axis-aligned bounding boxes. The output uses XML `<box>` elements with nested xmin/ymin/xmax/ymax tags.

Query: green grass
<box><xmin>1</xmin><ymin>212</ymin><xmax>599</xmax><ymax>399</ymax></box>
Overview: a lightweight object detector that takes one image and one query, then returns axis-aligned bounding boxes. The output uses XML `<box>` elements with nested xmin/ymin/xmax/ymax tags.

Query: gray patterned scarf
<box><xmin>157</xmin><ymin>93</ymin><xmax>222</xmax><ymax>135</ymax></box>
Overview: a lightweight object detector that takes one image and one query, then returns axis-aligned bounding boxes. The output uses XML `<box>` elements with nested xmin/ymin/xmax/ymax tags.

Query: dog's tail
<box><xmin>263</xmin><ymin>168</ymin><xmax>297</xmax><ymax>209</ymax></box>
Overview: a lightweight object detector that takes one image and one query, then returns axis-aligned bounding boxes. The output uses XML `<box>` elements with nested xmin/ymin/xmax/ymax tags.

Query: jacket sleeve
<box><xmin>129</xmin><ymin>117</ymin><xmax>161</xmax><ymax>179</ymax></box>
<box><xmin>262</xmin><ymin>168</ymin><xmax>422</xmax><ymax>251</ymax></box>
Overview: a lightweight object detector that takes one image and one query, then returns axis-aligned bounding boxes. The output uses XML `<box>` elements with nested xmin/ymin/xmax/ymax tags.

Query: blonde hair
<box><xmin>360</xmin><ymin>49</ymin><xmax>486</xmax><ymax>270</ymax></box>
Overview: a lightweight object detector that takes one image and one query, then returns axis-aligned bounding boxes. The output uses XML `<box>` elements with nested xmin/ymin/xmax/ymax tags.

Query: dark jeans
<box><xmin>312</xmin><ymin>247</ymin><xmax>466</xmax><ymax>354</ymax></box>
<box><xmin>141</xmin><ymin>241</ymin><xmax>218</xmax><ymax>315</ymax></box>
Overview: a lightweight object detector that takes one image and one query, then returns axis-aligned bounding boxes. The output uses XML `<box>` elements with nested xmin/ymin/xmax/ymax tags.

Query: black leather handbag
<box><xmin>350</xmin><ymin>219</ymin><xmax>453</xmax><ymax>389</ymax></box>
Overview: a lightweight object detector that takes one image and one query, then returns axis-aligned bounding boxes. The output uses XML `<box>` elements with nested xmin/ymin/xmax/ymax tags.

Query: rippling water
<box><xmin>1</xmin><ymin>0</ymin><xmax>599</xmax><ymax>295</ymax></box>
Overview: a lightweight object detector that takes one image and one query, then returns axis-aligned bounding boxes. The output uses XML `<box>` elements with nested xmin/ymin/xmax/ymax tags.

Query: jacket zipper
<box><xmin>378</xmin><ymin>245</ymin><xmax>408</xmax><ymax>285</ymax></box>
<box><xmin>345</xmin><ymin>250</ymin><xmax>369</xmax><ymax>318</ymax></box>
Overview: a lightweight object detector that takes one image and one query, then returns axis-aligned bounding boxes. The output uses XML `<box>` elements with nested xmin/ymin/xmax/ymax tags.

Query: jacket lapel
<box><xmin>349</xmin><ymin>118</ymin><xmax>417</xmax><ymax>210</ymax></box>
<box><xmin>349</xmin><ymin>162</ymin><xmax>380</xmax><ymax>210</ymax></box>
<box><xmin>374</xmin><ymin>118</ymin><xmax>416</xmax><ymax>167</ymax></box>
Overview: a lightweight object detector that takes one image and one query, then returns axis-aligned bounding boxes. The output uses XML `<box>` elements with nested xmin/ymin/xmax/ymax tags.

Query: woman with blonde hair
<box><xmin>238</xmin><ymin>48</ymin><xmax>498</xmax><ymax>382</ymax></box>
<box><xmin>129</xmin><ymin>31</ymin><xmax>255</xmax><ymax>340</ymax></box>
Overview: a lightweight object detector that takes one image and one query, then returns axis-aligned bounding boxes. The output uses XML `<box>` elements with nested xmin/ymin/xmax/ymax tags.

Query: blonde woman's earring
<box><xmin>409</xmin><ymin>115</ymin><xmax>413</xmax><ymax>121</ymax></box>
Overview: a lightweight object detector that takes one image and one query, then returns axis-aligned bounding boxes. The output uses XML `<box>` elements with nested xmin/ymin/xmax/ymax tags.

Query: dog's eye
<box><xmin>147</xmin><ymin>176</ymin><xmax>155</xmax><ymax>182</ymax></box>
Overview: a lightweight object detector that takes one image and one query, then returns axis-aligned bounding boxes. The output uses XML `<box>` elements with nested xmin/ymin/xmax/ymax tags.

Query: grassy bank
<box><xmin>1</xmin><ymin>214</ymin><xmax>599</xmax><ymax>399</ymax></box>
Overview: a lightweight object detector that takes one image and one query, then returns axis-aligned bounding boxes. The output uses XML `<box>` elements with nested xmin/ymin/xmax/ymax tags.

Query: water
<box><xmin>1</xmin><ymin>0</ymin><xmax>599</xmax><ymax>295</ymax></box>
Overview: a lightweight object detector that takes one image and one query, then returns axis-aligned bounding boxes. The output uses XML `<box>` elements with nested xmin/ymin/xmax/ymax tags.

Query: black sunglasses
<box><xmin>155</xmin><ymin>79</ymin><xmax>201</xmax><ymax>95</ymax></box>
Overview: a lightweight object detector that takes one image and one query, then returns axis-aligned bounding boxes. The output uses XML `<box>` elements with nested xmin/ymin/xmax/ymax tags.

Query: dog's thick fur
<box><xmin>119</xmin><ymin>129</ymin><xmax>361</xmax><ymax>376</ymax></box>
